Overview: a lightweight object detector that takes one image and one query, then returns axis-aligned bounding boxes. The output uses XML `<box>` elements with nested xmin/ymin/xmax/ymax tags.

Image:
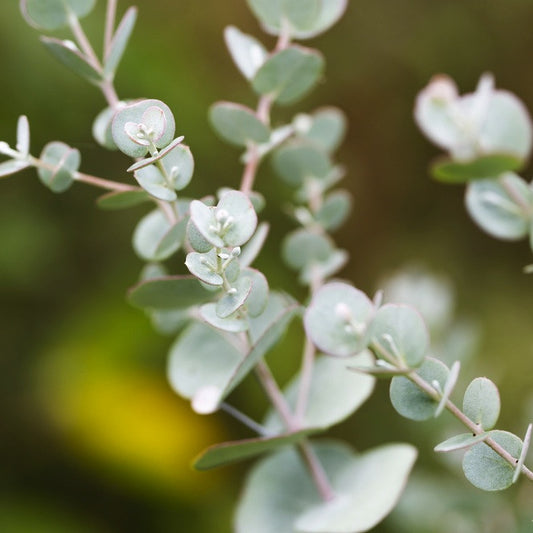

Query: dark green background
<box><xmin>1</xmin><ymin>0</ymin><xmax>533</xmax><ymax>531</ymax></box>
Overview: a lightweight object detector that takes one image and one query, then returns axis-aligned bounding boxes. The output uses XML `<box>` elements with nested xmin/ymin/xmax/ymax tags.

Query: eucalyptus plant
<box><xmin>3</xmin><ymin>0</ymin><xmax>533</xmax><ymax>531</ymax></box>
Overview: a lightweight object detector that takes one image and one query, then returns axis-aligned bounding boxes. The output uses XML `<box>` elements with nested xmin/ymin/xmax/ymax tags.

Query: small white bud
<box><xmin>335</xmin><ymin>302</ymin><xmax>353</xmax><ymax>322</ymax></box>
<box><xmin>231</xmin><ymin>247</ymin><xmax>241</xmax><ymax>257</ymax></box>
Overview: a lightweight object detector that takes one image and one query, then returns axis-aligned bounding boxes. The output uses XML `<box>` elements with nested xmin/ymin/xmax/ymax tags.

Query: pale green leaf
<box><xmin>239</xmin><ymin>222</ymin><xmax>269</xmax><ymax>268</ymax></box>
<box><xmin>128</xmin><ymin>275</ymin><xmax>213</xmax><ymax>310</ymax></box>
<box><xmin>390</xmin><ymin>357</ymin><xmax>450</xmax><ymax>420</ymax></box>
<box><xmin>273</xmin><ymin>140</ymin><xmax>331</xmax><ymax>186</ymax></box>
<box><xmin>0</xmin><ymin>159</ymin><xmax>30</xmax><ymax>178</ymax></box>
<box><xmin>370</xmin><ymin>304</ymin><xmax>429</xmax><ymax>368</ymax></box>
<box><xmin>200</xmin><ymin>303</ymin><xmax>249</xmax><ymax>332</ymax></box>
<box><xmin>104</xmin><ymin>7</ymin><xmax>137</xmax><ymax>77</ymax></box>
<box><xmin>243</xmin><ymin>268</ymin><xmax>269</xmax><ymax>317</ymax></box>
<box><xmin>304</xmin><ymin>282</ymin><xmax>375</xmax><ymax>357</ymax></box>
<box><xmin>37</xmin><ymin>141</ymin><xmax>80</xmax><ymax>193</ymax></box>
<box><xmin>21</xmin><ymin>0</ymin><xmax>96</xmax><ymax>30</ymax></box>
<box><xmin>283</xmin><ymin>228</ymin><xmax>335</xmax><ymax>272</ymax></box>
<box><xmin>431</xmin><ymin>153</ymin><xmax>522</xmax><ymax>183</ymax></box>
<box><xmin>112</xmin><ymin>99</ymin><xmax>175</xmax><ymax>158</ymax></box>
<box><xmin>132</xmin><ymin>209</ymin><xmax>182</xmax><ymax>261</ymax></box>
<box><xmin>465</xmin><ymin>173</ymin><xmax>532</xmax><ymax>240</ymax></box>
<box><xmin>185</xmin><ymin>249</ymin><xmax>224</xmax><ymax>286</ymax></box>
<box><xmin>134</xmin><ymin>164</ymin><xmax>177</xmax><ymax>201</ymax></box>
<box><xmin>224</xmin><ymin>25</ymin><xmax>268</xmax><ymax>80</ymax></box>
<box><xmin>434</xmin><ymin>432</ymin><xmax>488</xmax><ymax>453</ymax></box>
<box><xmin>92</xmin><ymin>105</ymin><xmax>119</xmax><ymax>150</ymax></box>
<box><xmin>167</xmin><ymin>322</ymin><xmax>244</xmax><ymax>413</ymax></box>
<box><xmin>315</xmin><ymin>190</ymin><xmax>352</xmax><ymax>231</ymax></box>
<box><xmin>463</xmin><ymin>430</ymin><xmax>522</xmax><ymax>491</ymax></box>
<box><xmin>16</xmin><ymin>116</ymin><xmax>30</xmax><ymax>157</ymax></box>
<box><xmin>210</xmin><ymin>102</ymin><xmax>270</xmax><ymax>146</ymax></box>
<box><xmin>252</xmin><ymin>46</ymin><xmax>324</xmax><ymax>105</ymax></box>
<box><xmin>236</xmin><ymin>441</ymin><xmax>416</xmax><ymax>533</ymax></box>
<box><xmin>463</xmin><ymin>377</ymin><xmax>501</xmax><ymax>430</ymax></box>
<box><xmin>40</xmin><ymin>37</ymin><xmax>102</xmax><ymax>84</ymax></box>
<box><xmin>194</xmin><ymin>429</ymin><xmax>316</xmax><ymax>470</ymax></box>
<box><xmin>96</xmin><ymin>190</ymin><xmax>150</xmax><ymax>210</ymax></box>
<box><xmin>216</xmin><ymin>276</ymin><xmax>253</xmax><ymax>318</ymax></box>
<box><xmin>264</xmin><ymin>351</ymin><xmax>375</xmax><ymax>432</ymax></box>
<box><xmin>297</xmin><ymin>107</ymin><xmax>347</xmax><ymax>153</ymax></box>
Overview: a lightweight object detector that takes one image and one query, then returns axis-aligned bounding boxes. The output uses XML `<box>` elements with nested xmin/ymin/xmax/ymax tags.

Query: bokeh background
<box><xmin>1</xmin><ymin>0</ymin><xmax>533</xmax><ymax>531</ymax></box>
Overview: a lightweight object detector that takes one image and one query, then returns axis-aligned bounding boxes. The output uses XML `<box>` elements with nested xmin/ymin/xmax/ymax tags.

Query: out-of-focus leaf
<box><xmin>21</xmin><ymin>0</ymin><xmax>96</xmax><ymax>30</ymax></box>
<box><xmin>224</xmin><ymin>25</ymin><xmax>268</xmax><ymax>80</ymax></box>
<box><xmin>96</xmin><ymin>190</ymin><xmax>150</xmax><ymax>210</ymax></box>
<box><xmin>104</xmin><ymin>7</ymin><xmax>137</xmax><ymax>77</ymax></box>
<box><xmin>252</xmin><ymin>46</ymin><xmax>324</xmax><ymax>105</ymax></box>
<box><xmin>41</xmin><ymin>37</ymin><xmax>102</xmax><ymax>84</ymax></box>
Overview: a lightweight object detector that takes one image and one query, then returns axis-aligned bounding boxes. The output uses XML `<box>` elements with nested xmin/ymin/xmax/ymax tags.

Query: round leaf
<box><xmin>236</xmin><ymin>441</ymin><xmax>417</xmax><ymax>533</ymax></box>
<box><xmin>112</xmin><ymin>99</ymin><xmax>176</xmax><ymax>158</ymax></box>
<box><xmin>185</xmin><ymin>249</ymin><xmax>224</xmax><ymax>286</ymax></box>
<box><xmin>161</xmin><ymin>144</ymin><xmax>194</xmax><ymax>190</ymax></box>
<box><xmin>390</xmin><ymin>357</ymin><xmax>449</xmax><ymax>420</ymax></box>
<box><xmin>37</xmin><ymin>141</ymin><xmax>80</xmax><ymax>193</ymax></box>
<box><xmin>282</xmin><ymin>228</ymin><xmax>335</xmax><ymax>272</ymax></box>
<box><xmin>216</xmin><ymin>276</ymin><xmax>253</xmax><ymax>318</ymax></box>
<box><xmin>252</xmin><ymin>46</ymin><xmax>324</xmax><ymax>105</ymax></box>
<box><xmin>315</xmin><ymin>189</ymin><xmax>352</xmax><ymax>231</ymax></box>
<box><xmin>370</xmin><ymin>304</ymin><xmax>429</xmax><ymax>368</ymax></box>
<box><xmin>247</xmin><ymin>0</ymin><xmax>348</xmax><ymax>40</ymax></box>
<box><xmin>132</xmin><ymin>209</ymin><xmax>182</xmax><ymax>261</ymax></box>
<box><xmin>304</xmin><ymin>282</ymin><xmax>375</xmax><ymax>357</ymax></box>
<box><xmin>462</xmin><ymin>430</ymin><xmax>522</xmax><ymax>491</ymax></box>
<box><xmin>465</xmin><ymin>173</ymin><xmax>532</xmax><ymax>240</ymax></box>
<box><xmin>134</xmin><ymin>164</ymin><xmax>177</xmax><ymax>201</ymax></box>
<box><xmin>93</xmin><ymin>105</ymin><xmax>119</xmax><ymax>150</ymax></box>
<box><xmin>297</xmin><ymin>107</ymin><xmax>347</xmax><ymax>153</ymax></box>
<box><xmin>273</xmin><ymin>140</ymin><xmax>331</xmax><ymax>186</ymax></box>
<box><xmin>210</xmin><ymin>102</ymin><xmax>270</xmax><ymax>146</ymax></box>
<box><xmin>217</xmin><ymin>190</ymin><xmax>258</xmax><ymax>247</ymax></box>
<box><xmin>463</xmin><ymin>377</ymin><xmax>501</xmax><ymax>430</ymax></box>
<box><xmin>21</xmin><ymin>0</ymin><xmax>96</xmax><ymax>30</ymax></box>
<box><xmin>200</xmin><ymin>303</ymin><xmax>248</xmax><ymax>333</ymax></box>
<box><xmin>264</xmin><ymin>351</ymin><xmax>375</xmax><ymax>432</ymax></box>
<box><xmin>168</xmin><ymin>322</ymin><xmax>243</xmax><ymax>413</ymax></box>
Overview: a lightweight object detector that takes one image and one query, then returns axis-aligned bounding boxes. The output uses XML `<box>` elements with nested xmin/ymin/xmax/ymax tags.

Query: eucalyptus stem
<box><xmin>408</xmin><ymin>371</ymin><xmax>533</xmax><ymax>481</ymax></box>
<box><xmin>68</xmin><ymin>13</ymin><xmax>101</xmax><ymax>72</ymax></box>
<box><xmin>220</xmin><ymin>402</ymin><xmax>271</xmax><ymax>436</ymax></box>
<box><xmin>239</xmin><ymin>22</ymin><xmax>291</xmax><ymax>194</ymax></box>
<box><xmin>254</xmin><ymin>359</ymin><xmax>336</xmax><ymax>501</ymax></box>
<box><xmin>372</xmin><ymin>342</ymin><xmax>533</xmax><ymax>481</ymax></box>
<box><xmin>74</xmin><ymin>171</ymin><xmax>139</xmax><ymax>192</ymax></box>
<box><xmin>104</xmin><ymin>0</ymin><xmax>118</xmax><ymax>56</ymax></box>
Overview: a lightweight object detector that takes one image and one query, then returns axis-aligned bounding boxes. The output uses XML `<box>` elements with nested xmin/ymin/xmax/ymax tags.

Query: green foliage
<box><xmin>6</xmin><ymin>0</ymin><xmax>533</xmax><ymax>530</ymax></box>
<box><xmin>236</xmin><ymin>441</ymin><xmax>416</xmax><ymax>533</ymax></box>
<box><xmin>21</xmin><ymin>0</ymin><xmax>96</xmax><ymax>30</ymax></box>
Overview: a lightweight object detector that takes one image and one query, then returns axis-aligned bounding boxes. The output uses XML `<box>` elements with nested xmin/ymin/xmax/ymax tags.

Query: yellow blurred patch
<box><xmin>34</xmin><ymin>294</ymin><xmax>227</xmax><ymax>498</ymax></box>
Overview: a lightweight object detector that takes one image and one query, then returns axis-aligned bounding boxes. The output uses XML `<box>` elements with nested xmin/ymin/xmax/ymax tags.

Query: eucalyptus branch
<box><xmin>74</xmin><ymin>171</ymin><xmax>139</xmax><ymax>192</ymax></box>
<box><xmin>371</xmin><ymin>341</ymin><xmax>533</xmax><ymax>481</ymax></box>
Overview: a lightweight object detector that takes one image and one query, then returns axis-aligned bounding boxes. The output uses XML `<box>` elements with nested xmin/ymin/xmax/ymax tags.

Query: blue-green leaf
<box><xmin>210</xmin><ymin>102</ymin><xmax>270</xmax><ymax>147</ymax></box>
<box><xmin>463</xmin><ymin>430</ymin><xmax>522</xmax><ymax>491</ymax></box>
<box><xmin>40</xmin><ymin>37</ymin><xmax>102</xmax><ymax>84</ymax></box>
<box><xmin>252</xmin><ymin>46</ymin><xmax>324</xmax><ymax>105</ymax></box>
<box><xmin>390</xmin><ymin>357</ymin><xmax>449</xmax><ymax>420</ymax></box>
<box><xmin>463</xmin><ymin>377</ymin><xmax>501</xmax><ymax>431</ymax></box>
<box><xmin>304</xmin><ymin>282</ymin><xmax>375</xmax><ymax>357</ymax></box>
<box><xmin>128</xmin><ymin>275</ymin><xmax>213</xmax><ymax>310</ymax></box>
<box><xmin>224</xmin><ymin>26</ymin><xmax>268</xmax><ymax>80</ymax></box>
<box><xmin>465</xmin><ymin>173</ymin><xmax>533</xmax><ymax>240</ymax></box>
<box><xmin>104</xmin><ymin>7</ymin><xmax>137</xmax><ymax>78</ymax></box>
<box><xmin>236</xmin><ymin>441</ymin><xmax>416</xmax><ymax>533</ymax></box>
<box><xmin>21</xmin><ymin>0</ymin><xmax>96</xmax><ymax>30</ymax></box>
<box><xmin>38</xmin><ymin>141</ymin><xmax>80</xmax><ymax>193</ymax></box>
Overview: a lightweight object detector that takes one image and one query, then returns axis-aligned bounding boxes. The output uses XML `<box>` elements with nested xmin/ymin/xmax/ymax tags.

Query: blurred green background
<box><xmin>1</xmin><ymin>0</ymin><xmax>533</xmax><ymax>531</ymax></box>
